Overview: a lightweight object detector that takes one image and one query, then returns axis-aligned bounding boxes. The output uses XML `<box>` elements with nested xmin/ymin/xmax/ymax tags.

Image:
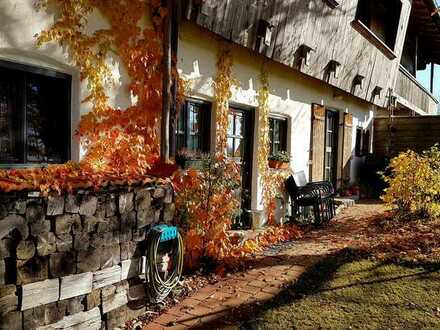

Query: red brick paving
<box><xmin>140</xmin><ymin>201</ymin><xmax>386</xmax><ymax>329</ymax></box>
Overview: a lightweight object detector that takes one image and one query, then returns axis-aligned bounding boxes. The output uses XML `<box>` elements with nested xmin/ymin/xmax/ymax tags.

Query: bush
<box><xmin>381</xmin><ymin>145</ymin><xmax>440</xmax><ymax>218</ymax></box>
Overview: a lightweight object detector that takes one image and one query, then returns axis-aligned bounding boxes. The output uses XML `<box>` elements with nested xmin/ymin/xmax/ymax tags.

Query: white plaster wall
<box><xmin>178</xmin><ymin>23</ymin><xmax>376</xmax><ymax>210</ymax></box>
<box><xmin>0</xmin><ymin>1</ymin><xmax>134</xmax><ymax>161</ymax></box>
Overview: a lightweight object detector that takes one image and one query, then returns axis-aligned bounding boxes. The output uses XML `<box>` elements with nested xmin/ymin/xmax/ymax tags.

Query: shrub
<box><xmin>268</xmin><ymin>151</ymin><xmax>290</xmax><ymax>163</ymax></box>
<box><xmin>381</xmin><ymin>145</ymin><xmax>440</xmax><ymax>218</ymax></box>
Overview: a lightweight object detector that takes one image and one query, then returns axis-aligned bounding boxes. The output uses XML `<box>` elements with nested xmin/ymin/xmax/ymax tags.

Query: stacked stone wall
<box><xmin>0</xmin><ymin>182</ymin><xmax>175</xmax><ymax>329</ymax></box>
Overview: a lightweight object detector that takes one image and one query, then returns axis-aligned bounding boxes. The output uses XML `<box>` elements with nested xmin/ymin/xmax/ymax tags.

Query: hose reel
<box><xmin>144</xmin><ymin>225</ymin><xmax>184</xmax><ymax>303</ymax></box>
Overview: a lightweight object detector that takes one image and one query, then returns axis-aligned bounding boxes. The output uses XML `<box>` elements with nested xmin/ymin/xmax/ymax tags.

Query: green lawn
<box><xmin>240</xmin><ymin>253</ymin><xmax>440</xmax><ymax>330</ymax></box>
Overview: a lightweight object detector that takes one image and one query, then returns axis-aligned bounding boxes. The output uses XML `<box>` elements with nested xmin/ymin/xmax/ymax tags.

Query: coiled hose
<box><xmin>145</xmin><ymin>228</ymin><xmax>184</xmax><ymax>303</ymax></box>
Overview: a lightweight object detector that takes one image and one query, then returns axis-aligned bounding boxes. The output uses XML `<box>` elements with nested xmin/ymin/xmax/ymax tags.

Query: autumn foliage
<box><xmin>0</xmin><ymin>0</ymin><xmax>176</xmax><ymax>193</ymax></box>
<box><xmin>381</xmin><ymin>145</ymin><xmax>440</xmax><ymax>219</ymax></box>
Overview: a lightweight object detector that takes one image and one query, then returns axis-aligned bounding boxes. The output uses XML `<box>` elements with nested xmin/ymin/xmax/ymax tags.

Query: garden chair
<box><xmin>286</xmin><ymin>172</ymin><xmax>336</xmax><ymax>226</ymax></box>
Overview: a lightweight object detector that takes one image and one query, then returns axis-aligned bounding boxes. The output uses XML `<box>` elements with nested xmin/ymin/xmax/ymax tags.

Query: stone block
<box><xmin>17</xmin><ymin>256</ymin><xmax>49</xmax><ymax>285</ymax></box>
<box><xmin>13</xmin><ymin>199</ymin><xmax>27</xmax><ymax>215</ymax></box>
<box><xmin>77</xmin><ymin>249</ymin><xmax>101</xmax><ymax>273</ymax></box>
<box><xmin>36</xmin><ymin>307</ymin><xmax>101</xmax><ymax>330</ymax></box>
<box><xmin>100</xmin><ymin>244</ymin><xmax>120</xmax><ymax>269</ymax></box>
<box><xmin>132</xmin><ymin>229</ymin><xmax>146</xmax><ymax>242</ymax></box>
<box><xmin>135</xmin><ymin>188</ymin><xmax>152</xmax><ymax>210</ymax></box>
<box><xmin>65</xmin><ymin>195</ymin><xmax>80</xmax><ymax>214</ymax></box>
<box><xmin>164</xmin><ymin>185</ymin><xmax>173</xmax><ymax>203</ymax></box>
<box><xmin>47</xmin><ymin>195</ymin><xmax>65</xmax><ymax>216</ymax></box>
<box><xmin>60</xmin><ymin>272</ymin><xmax>93</xmax><ymax>300</ymax></box>
<box><xmin>153</xmin><ymin>187</ymin><xmax>165</xmax><ymax>198</ymax></box>
<box><xmin>105</xmin><ymin>305</ymin><xmax>128</xmax><ymax>330</ymax></box>
<box><xmin>36</xmin><ymin>232</ymin><xmax>57</xmax><ymax>256</ymax></box>
<box><xmin>119</xmin><ymin>192</ymin><xmax>134</xmax><ymax>214</ymax></box>
<box><xmin>55</xmin><ymin>233</ymin><xmax>73</xmax><ymax>252</ymax></box>
<box><xmin>0</xmin><ymin>238</ymin><xmax>14</xmax><ymax>258</ymax></box>
<box><xmin>23</xmin><ymin>302</ymin><xmax>64</xmax><ymax>329</ymax></box>
<box><xmin>121</xmin><ymin>210</ymin><xmax>136</xmax><ymax>229</ymax></box>
<box><xmin>73</xmin><ymin>232</ymin><xmax>90</xmax><ymax>252</ymax></box>
<box><xmin>105</xmin><ymin>194</ymin><xmax>117</xmax><ymax>217</ymax></box>
<box><xmin>65</xmin><ymin>295</ymin><xmax>85</xmax><ymax>315</ymax></box>
<box><xmin>83</xmin><ymin>215</ymin><xmax>99</xmax><ymax>233</ymax></box>
<box><xmin>16</xmin><ymin>240</ymin><xmax>36</xmax><ymax>260</ymax></box>
<box><xmin>118</xmin><ymin>229</ymin><xmax>131</xmax><ymax>242</ymax></box>
<box><xmin>79</xmin><ymin>195</ymin><xmax>98</xmax><ymax>216</ymax></box>
<box><xmin>50</xmin><ymin>252</ymin><xmax>76</xmax><ymax>278</ymax></box>
<box><xmin>26</xmin><ymin>203</ymin><xmax>45</xmax><ymax>223</ymax></box>
<box><xmin>102</xmin><ymin>289</ymin><xmax>128</xmax><ymax>314</ymax></box>
<box><xmin>0</xmin><ymin>214</ymin><xmax>28</xmax><ymax>240</ymax></box>
<box><xmin>0</xmin><ymin>284</ymin><xmax>18</xmax><ymax>316</ymax></box>
<box><xmin>121</xmin><ymin>258</ymin><xmax>139</xmax><ymax>280</ymax></box>
<box><xmin>90</xmin><ymin>232</ymin><xmax>119</xmax><ymax>248</ymax></box>
<box><xmin>0</xmin><ymin>311</ymin><xmax>22</xmax><ymax>330</ymax></box>
<box><xmin>163</xmin><ymin>203</ymin><xmax>176</xmax><ymax>223</ymax></box>
<box><xmin>85</xmin><ymin>289</ymin><xmax>101</xmax><ymax>311</ymax></box>
<box><xmin>54</xmin><ymin>214</ymin><xmax>80</xmax><ymax>235</ymax></box>
<box><xmin>21</xmin><ymin>278</ymin><xmax>60</xmax><ymax>310</ymax></box>
<box><xmin>120</xmin><ymin>241</ymin><xmax>138</xmax><ymax>260</ymax></box>
<box><xmin>137</xmin><ymin>208</ymin><xmax>154</xmax><ymax>229</ymax></box>
<box><xmin>92</xmin><ymin>265</ymin><xmax>121</xmax><ymax>290</ymax></box>
<box><xmin>96</xmin><ymin>218</ymin><xmax>112</xmax><ymax>234</ymax></box>
<box><xmin>30</xmin><ymin>219</ymin><xmax>51</xmax><ymax>236</ymax></box>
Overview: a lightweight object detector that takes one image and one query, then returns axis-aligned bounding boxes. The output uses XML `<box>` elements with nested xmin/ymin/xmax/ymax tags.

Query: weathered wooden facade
<box><xmin>185</xmin><ymin>0</ymin><xmax>439</xmax><ymax>115</ymax></box>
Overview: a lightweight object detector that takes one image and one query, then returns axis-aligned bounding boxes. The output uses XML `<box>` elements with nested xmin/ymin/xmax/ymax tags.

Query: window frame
<box><xmin>351</xmin><ymin>0</ymin><xmax>402</xmax><ymax>60</ymax></box>
<box><xmin>0</xmin><ymin>60</ymin><xmax>71</xmax><ymax>168</ymax></box>
<box><xmin>268</xmin><ymin>116</ymin><xmax>288</xmax><ymax>157</ymax></box>
<box><xmin>176</xmin><ymin>98</ymin><xmax>211</xmax><ymax>154</ymax></box>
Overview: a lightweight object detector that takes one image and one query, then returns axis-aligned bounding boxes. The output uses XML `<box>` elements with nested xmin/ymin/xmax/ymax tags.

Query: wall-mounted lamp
<box><xmin>257</xmin><ymin>19</ymin><xmax>274</xmax><ymax>47</ymax></box>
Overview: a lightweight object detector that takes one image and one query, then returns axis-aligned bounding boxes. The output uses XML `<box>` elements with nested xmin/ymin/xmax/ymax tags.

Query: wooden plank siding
<box><xmin>373</xmin><ymin>116</ymin><xmax>440</xmax><ymax>157</ymax></box>
<box><xmin>188</xmin><ymin>0</ymin><xmax>413</xmax><ymax>108</ymax></box>
<box><xmin>395</xmin><ymin>65</ymin><xmax>439</xmax><ymax>115</ymax></box>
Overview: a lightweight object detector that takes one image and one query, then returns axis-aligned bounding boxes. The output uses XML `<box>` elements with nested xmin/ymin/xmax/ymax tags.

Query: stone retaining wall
<box><xmin>0</xmin><ymin>182</ymin><xmax>175</xmax><ymax>329</ymax></box>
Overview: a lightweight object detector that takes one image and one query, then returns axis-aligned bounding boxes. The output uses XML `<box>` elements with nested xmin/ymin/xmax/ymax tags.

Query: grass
<box><xmin>239</xmin><ymin>251</ymin><xmax>440</xmax><ymax>330</ymax></box>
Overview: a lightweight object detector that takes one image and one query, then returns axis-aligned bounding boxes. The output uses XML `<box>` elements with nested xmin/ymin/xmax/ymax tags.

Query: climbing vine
<box><xmin>0</xmin><ymin>0</ymin><xmax>183</xmax><ymax>193</ymax></box>
<box><xmin>213</xmin><ymin>48</ymin><xmax>237</xmax><ymax>154</ymax></box>
<box><xmin>256</xmin><ymin>66</ymin><xmax>291</xmax><ymax>224</ymax></box>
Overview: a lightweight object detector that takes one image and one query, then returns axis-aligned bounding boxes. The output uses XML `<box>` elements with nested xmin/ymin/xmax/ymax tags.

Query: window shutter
<box><xmin>341</xmin><ymin>113</ymin><xmax>353</xmax><ymax>184</ymax></box>
<box><xmin>310</xmin><ymin>104</ymin><xmax>326</xmax><ymax>181</ymax></box>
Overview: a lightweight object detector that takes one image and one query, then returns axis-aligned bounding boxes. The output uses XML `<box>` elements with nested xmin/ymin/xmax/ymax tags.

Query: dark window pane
<box><xmin>0</xmin><ymin>74</ymin><xmax>19</xmax><ymax>163</ymax></box>
<box><xmin>25</xmin><ymin>73</ymin><xmax>69</xmax><ymax>163</ymax></box>
<box><xmin>268</xmin><ymin>117</ymin><xmax>287</xmax><ymax>157</ymax></box>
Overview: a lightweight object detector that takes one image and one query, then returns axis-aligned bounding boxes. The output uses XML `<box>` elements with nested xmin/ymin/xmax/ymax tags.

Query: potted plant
<box><xmin>268</xmin><ymin>151</ymin><xmax>290</xmax><ymax>169</ymax></box>
<box><xmin>175</xmin><ymin>149</ymin><xmax>204</xmax><ymax>169</ymax></box>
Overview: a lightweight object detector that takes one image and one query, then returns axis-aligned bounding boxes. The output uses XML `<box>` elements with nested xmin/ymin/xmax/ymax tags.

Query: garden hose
<box><xmin>145</xmin><ymin>225</ymin><xmax>184</xmax><ymax>303</ymax></box>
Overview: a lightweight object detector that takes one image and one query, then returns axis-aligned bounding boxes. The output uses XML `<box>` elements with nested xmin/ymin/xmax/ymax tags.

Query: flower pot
<box><xmin>176</xmin><ymin>158</ymin><xmax>203</xmax><ymax>169</ymax></box>
<box><xmin>268</xmin><ymin>160</ymin><xmax>289</xmax><ymax>169</ymax></box>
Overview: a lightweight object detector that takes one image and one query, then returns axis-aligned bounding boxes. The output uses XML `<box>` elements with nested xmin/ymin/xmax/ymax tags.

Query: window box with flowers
<box><xmin>268</xmin><ymin>151</ymin><xmax>290</xmax><ymax>169</ymax></box>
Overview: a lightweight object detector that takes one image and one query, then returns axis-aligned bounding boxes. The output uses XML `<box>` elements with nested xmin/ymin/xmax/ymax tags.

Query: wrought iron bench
<box><xmin>285</xmin><ymin>172</ymin><xmax>336</xmax><ymax>226</ymax></box>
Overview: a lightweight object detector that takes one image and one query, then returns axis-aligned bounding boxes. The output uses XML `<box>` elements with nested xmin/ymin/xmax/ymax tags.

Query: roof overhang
<box><xmin>410</xmin><ymin>0</ymin><xmax>440</xmax><ymax>65</ymax></box>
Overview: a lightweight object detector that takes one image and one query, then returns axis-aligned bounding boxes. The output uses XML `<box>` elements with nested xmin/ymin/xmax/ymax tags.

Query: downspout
<box><xmin>161</xmin><ymin>0</ymin><xmax>173</xmax><ymax>163</ymax></box>
<box><xmin>169</xmin><ymin>0</ymin><xmax>179</xmax><ymax>159</ymax></box>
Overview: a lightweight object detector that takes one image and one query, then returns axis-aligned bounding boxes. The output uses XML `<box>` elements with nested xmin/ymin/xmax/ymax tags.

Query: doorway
<box><xmin>227</xmin><ymin>107</ymin><xmax>254</xmax><ymax>228</ymax></box>
<box><xmin>324</xmin><ymin>110</ymin><xmax>339</xmax><ymax>187</ymax></box>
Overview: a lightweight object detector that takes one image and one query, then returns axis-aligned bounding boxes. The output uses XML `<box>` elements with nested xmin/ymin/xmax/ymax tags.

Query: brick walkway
<box><xmin>143</xmin><ymin>201</ymin><xmax>386</xmax><ymax>330</ymax></box>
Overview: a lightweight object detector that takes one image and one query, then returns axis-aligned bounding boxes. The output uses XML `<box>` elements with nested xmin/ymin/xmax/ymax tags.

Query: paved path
<box><xmin>143</xmin><ymin>201</ymin><xmax>386</xmax><ymax>329</ymax></box>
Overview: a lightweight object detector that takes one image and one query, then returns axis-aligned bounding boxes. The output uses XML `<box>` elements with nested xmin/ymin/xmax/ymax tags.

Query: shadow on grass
<box><xmin>186</xmin><ymin>248</ymin><xmax>440</xmax><ymax>329</ymax></box>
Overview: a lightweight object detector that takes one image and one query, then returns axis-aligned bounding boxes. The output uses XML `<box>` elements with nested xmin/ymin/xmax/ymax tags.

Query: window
<box><xmin>0</xmin><ymin>61</ymin><xmax>71</xmax><ymax>166</ymax></box>
<box><xmin>355</xmin><ymin>127</ymin><xmax>363</xmax><ymax>157</ymax></box>
<box><xmin>355</xmin><ymin>127</ymin><xmax>370</xmax><ymax>157</ymax></box>
<box><xmin>355</xmin><ymin>0</ymin><xmax>402</xmax><ymax>50</ymax></box>
<box><xmin>268</xmin><ymin>117</ymin><xmax>287</xmax><ymax>156</ymax></box>
<box><xmin>176</xmin><ymin>100</ymin><xmax>210</xmax><ymax>153</ymax></box>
